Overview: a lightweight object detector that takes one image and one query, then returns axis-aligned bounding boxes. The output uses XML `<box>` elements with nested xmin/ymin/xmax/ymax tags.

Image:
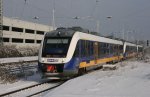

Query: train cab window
<box><xmin>46</xmin><ymin>39</ymin><xmax>69</xmax><ymax>44</ymax></box>
<box><xmin>42</xmin><ymin>37</ymin><xmax>71</xmax><ymax>58</ymax></box>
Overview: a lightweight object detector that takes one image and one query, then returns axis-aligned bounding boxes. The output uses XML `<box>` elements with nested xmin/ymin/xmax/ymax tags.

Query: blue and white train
<box><xmin>38</xmin><ymin>27</ymin><xmax>143</xmax><ymax>78</ymax></box>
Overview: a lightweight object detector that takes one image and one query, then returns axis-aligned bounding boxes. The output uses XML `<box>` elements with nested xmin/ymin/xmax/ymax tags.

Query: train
<box><xmin>38</xmin><ymin>27</ymin><xmax>143</xmax><ymax>79</ymax></box>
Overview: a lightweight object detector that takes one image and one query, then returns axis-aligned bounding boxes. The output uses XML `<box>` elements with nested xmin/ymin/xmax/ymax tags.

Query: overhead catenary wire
<box><xmin>10</xmin><ymin>0</ymin><xmax>52</xmax><ymax>19</ymax></box>
<box><xmin>9</xmin><ymin>0</ymin><xmax>101</xmax><ymax>29</ymax></box>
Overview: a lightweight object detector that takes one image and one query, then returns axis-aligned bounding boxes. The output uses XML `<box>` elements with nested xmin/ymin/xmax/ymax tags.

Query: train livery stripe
<box><xmin>79</xmin><ymin>55</ymin><xmax>123</xmax><ymax>68</ymax></box>
<box><xmin>65</xmin><ymin>32</ymin><xmax>123</xmax><ymax>63</ymax></box>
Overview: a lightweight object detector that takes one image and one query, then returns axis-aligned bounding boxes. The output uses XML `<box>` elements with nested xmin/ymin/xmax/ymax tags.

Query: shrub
<box><xmin>0</xmin><ymin>45</ymin><xmax>22</xmax><ymax>58</ymax></box>
<box><xmin>0</xmin><ymin>45</ymin><xmax>39</xmax><ymax>58</ymax></box>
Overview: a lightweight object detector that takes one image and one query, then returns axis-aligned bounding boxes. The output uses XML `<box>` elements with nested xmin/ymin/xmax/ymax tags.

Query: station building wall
<box><xmin>2</xmin><ymin>17</ymin><xmax>53</xmax><ymax>48</ymax></box>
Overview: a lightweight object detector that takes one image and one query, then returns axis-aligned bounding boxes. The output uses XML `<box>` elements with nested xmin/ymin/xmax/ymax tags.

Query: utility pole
<box><xmin>0</xmin><ymin>0</ymin><xmax>3</xmax><ymax>45</ymax></box>
<box><xmin>52</xmin><ymin>0</ymin><xmax>55</xmax><ymax>30</ymax></box>
<box><xmin>122</xmin><ymin>28</ymin><xmax>125</xmax><ymax>40</ymax></box>
<box><xmin>96</xmin><ymin>20</ymin><xmax>99</xmax><ymax>32</ymax></box>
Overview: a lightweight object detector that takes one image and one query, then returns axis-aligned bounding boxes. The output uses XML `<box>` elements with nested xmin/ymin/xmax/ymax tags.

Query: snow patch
<box><xmin>44</xmin><ymin>61</ymin><xmax>150</xmax><ymax>97</ymax></box>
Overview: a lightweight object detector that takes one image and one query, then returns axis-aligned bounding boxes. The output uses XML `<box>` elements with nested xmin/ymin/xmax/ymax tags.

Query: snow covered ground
<box><xmin>44</xmin><ymin>59</ymin><xmax>150</xmax><ymax>97</ymax></box>
<box><xmin>0</xmin><ymin>73</ymin><xmax>47</xmax><ymax>95</ymax></box>
<box><xmin>0</xmin><ymin>56</ymin><xmax>150</xmax><ymax>97</ymax></box>
<box><xmin>0</xmin><ymin>56</ymin><xmax>37</xmax><ymax>64</ymax></box>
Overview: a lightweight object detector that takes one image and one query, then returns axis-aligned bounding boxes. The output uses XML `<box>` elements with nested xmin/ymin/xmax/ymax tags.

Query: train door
<box><xmin>94</xmin><ymin>42</ymin><xmax>99</xmax><ymax>64</ymax></box>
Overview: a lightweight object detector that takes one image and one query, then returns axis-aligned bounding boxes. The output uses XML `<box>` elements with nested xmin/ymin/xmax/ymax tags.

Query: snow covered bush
<box><xmin>0</xmin><ymin>45</ymin><xmax>22</xmax><ymax>58</ymax></box>
<box><xmin>18</xmin><ymin>46</ymin><xmax>39</xmax><ymax>56</ymax></box>
<box><xmin>0</xmin><ymin>45</ymin><xmax>39</xmax><ymax>58</ymax></box>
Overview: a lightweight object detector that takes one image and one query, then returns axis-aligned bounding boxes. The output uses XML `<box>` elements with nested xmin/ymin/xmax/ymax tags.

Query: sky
<box><xmin>3</xmin><ymin>0</ymin><xmax>150</xmax><ymax>41</ymax></box>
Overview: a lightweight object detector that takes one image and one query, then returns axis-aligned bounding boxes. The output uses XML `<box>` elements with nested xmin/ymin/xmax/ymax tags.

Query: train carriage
<box><xmin>123</xmin><ymin>42</ymin><xmax>138</xmax><ymax>58</ymax></box>
<box><xmin>137</xmin><ymin>45</ymin><xmax>143</xmax><ymax>57</ymax></box>
<box><xmin>38</xmin><ymin>27</ymin><xmax>143</xmax><ymax>79</ymax></box>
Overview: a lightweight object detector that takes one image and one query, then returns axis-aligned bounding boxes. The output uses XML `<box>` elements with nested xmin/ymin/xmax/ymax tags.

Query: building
<box><xmin>2</xmin><ymin>17</ymin><xmax>53</xmax><ymax>48</ymax></box>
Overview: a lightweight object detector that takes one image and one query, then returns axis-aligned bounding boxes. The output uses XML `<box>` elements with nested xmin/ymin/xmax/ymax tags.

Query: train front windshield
<box><xmin>42</xmin><ymin>37</ymin><xmax>71</xmax><ymax>58</ymax></box>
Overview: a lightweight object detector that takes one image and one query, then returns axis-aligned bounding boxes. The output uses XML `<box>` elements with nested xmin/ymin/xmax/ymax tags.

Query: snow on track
<box><xmin>4</xmin><ymin>82</ymin><xmax>61</xmax><ymax>97</ymax></box>
<box><xmin>0</xmin><ymin>74</ymin><xmax>48</xmax><ymax>96</ymax></box>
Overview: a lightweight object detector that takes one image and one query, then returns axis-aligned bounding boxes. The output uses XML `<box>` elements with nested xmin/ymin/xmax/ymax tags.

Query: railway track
<box><xmin>1</xmin><ymin>80</ymin><xmax>65</xmax><ymax>97</ymax></box>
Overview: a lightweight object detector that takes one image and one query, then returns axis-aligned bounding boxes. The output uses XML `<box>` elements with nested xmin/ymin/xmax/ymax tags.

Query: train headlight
<box><xmin>41</xmin><ymin>58</ymin><xmax>45</xmax><ymax>62</ymax></box>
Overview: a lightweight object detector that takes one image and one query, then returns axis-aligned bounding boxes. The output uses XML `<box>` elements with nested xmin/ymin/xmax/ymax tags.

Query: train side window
<box><xmin>103</xmin><ymin>43</ymin><xmax>106</xmax><ymax>48</ymax></box>
<box><xmin>85</xmin><ymin>40</ymin><xmax>87</xmax><ymax>56</ymax></box>
<box><xmin>106</xmin><ymin>43</ymin><xmax>109</xmax><ymax>54</ymax></box>
<box><xmin>98</xmin><ymin>42</ymin><xmax>100</xmax><ymax>58</ymax></box>
<box><xmin>74</xmin><ymin>41</ymin><xmax>79</xmax><ymax>57</ymax></box>
<box><xmin>90</xmin><ymin>42</ymin><xmax>94</xmax><ymax>56</ymax></box>
<box><xmin>119</xmin><ymin>45</ymin><xmax>123</xmax><ymax>50</ymax></box>
<box><xmin>81</xmin><ymin>40</ymin><xmax>85</xmax><ymax>57</ymax></box>
<box><xmin>88</xmin><ymin>41</ymin><xmax>91</xmax><ymax>56</ymax></box>
<box><xmin>109</xmin><ymin>44</ymin><xmax>113</xmax><ymax>54</ymax></box>
<box><xmin>100</xmin><ymin>43</ymin><xmax>105</xmax><ymax>56</ymax></box>
<box><xmin>126</xmin><ymin>46</ymin><xmax>130</xmax><ymax>52</ymax></box>
<box><xmin>102</xmin><ymin>43</ymin><xmax>105</xmax><ymax>54</ymax></box>
<box><xmin>86</xmin><ymin>41</ymin><xmax>90</xmax><ymax>57</ymax></box>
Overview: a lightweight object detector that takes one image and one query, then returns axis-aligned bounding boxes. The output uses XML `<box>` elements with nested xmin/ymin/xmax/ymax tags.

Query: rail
<box><xmin>0</xmin><ymin>80</ymin><xmax>64</xmax><ymax>97</ymax></box>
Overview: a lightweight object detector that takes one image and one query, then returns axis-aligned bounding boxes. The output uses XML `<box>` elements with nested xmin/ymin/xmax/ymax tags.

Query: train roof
<box><xmin>45</xmin><ymin>27</ymin><xmax>104</xmax><ymax>38</ymax></box>
<box><xmin>125</xmin><ymin>41</ymin><xmax>143</xmax><ymax>47</ymax></box>
<box><xmin>45</xmin><ymin>28</ymin><xmax>75</xmax><ymax>37</ymax></box>
<box><xmin>45</xmin><ymin>27</ymin><xmax>143</xmax><ymax>47</ymax></box>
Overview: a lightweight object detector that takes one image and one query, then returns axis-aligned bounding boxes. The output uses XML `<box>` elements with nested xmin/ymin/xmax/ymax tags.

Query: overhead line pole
<box><xmin>52</xmin><ymin>0</ymin><xmax>55</xmax><ymax>30</ymax></box>
<box><xmin>0</xmin><ymin>0</ymin><xmax>3</xmax><ymax>45</ymax></box>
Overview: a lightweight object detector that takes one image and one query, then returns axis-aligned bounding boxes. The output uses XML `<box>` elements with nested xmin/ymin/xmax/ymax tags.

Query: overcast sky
<box><xmin>4</xmin><ymin>0</ymin><xmax>150</xmax><ymax>41</ymax></box>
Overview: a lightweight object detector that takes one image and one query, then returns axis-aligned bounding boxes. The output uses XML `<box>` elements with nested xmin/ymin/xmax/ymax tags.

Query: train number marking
<box><xmin>47</xmin><ymin>59</ymin><xmax>59</xmax><ymax>62</ymax></box>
